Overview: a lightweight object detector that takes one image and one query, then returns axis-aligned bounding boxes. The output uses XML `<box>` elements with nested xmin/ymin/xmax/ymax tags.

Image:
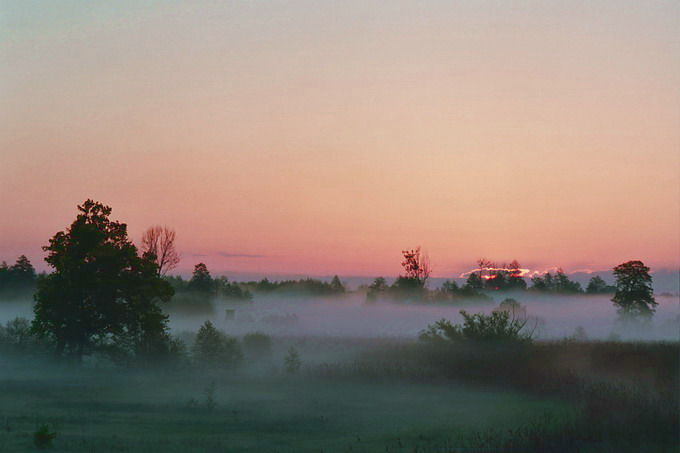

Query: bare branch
<box><xmin>140</xmin><ymin>225</ymin><xmax>181</xmax><ymax>276</ymax></box>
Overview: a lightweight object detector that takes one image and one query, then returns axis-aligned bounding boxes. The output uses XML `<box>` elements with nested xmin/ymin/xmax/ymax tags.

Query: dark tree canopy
<box><xmin>329</xmin><ymin>275</ymin><xmax>346</xmax><ymax>294</ymax></box>
<box><xmin>0</xmin><ymin>255</ymin><xmax>37</xmax><ymax>292</ymax></box>
<box><xmin>586</xmin><ymin>276</ymin><xmax>616</xmax><ymax>294</ymax></box>
<box><xmin>465</xmin><ymin>272</ymin><xmax>484</xmax><ymax>290</ymax></box>
<box><xmin>530</xmin><ymin>269</ymin><xmax>582</xmax><ymax>293</ymax></box>
<box><xmin>366</xmin><ymin>276</ymin><xmax>388</xmax><ymax>302</ymax></box>
<box><xmin>192</xmin><ymin>320</ymin><xmax>242</xmax><ymax>369</ymax></box>
<box><xmin>611</xmin><ymin>261</ymin><xmax>657</xmax><ymax>320</ymax></box>
<box><xmin>9</xmin><ymin>255</ymin><xmax>36</xmax><ymax>283</ymax></box>
<box><xmin>187</xmin><ymin>263</ymin><xmax>213</xmax><ymax>293</ymax></box>
<box><xmin>32</xmin><ymin>200</ymin><xmax>174</xmax><ymax>362</ymax></box>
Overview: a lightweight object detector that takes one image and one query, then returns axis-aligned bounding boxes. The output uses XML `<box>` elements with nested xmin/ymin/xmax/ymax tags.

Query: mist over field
<box><xmin>165</xmin><ymin>294</ymin><xmax>680</xmax><ymax>340</ymax></box>
<box><xmin>161</xmin><ymin>293</ymin><xmax>680</xmax><ymax>341</ymax></box>
<box><xmin>2</xmin><ymin>290</ymin><xmax>678</xmax><ymax>342</ymax></box>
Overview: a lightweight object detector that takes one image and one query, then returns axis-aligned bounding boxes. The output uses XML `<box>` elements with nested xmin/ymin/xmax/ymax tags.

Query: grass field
<box><xmin>0</xmin><ymin>357</ymin><xmax>573</xmax><ymax>452</ymax></box>
<box><xmin>0</xmin><ymin>331</ymin><xmax>677</xmax><ymax>452</ymax></box>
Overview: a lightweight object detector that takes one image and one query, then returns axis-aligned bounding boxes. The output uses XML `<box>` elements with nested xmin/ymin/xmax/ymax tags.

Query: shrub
<box><xmin>570</xmin><ymin>326</ymin><xmax>589</xmax><ymax>341</ymax></box>
<box><xmin>284</xmin><ymin>346</ymin><xmax>302</xmax><ymax>375</ymax></box>
<box><xmin>192</xmin><ymin>320</ymin><xmax>242</xmax><ymax>369</ymax></box>
<box><xmin>419</xmin><ymin>310</ymin><xmax>536</xmax><ymax>343</ymax></box>
<box><xmin>0</xmin><ymin>317</ymin><xmax>46</xmax><ymax>355</ymax></box>
<box><xmin>33</xmin><ymin>424</ymin><xmax>57</xmax><ymax>449</ymax></box>
<box><xmin>203</xmin><ymin>381</ymin><xmax>216</xmax><ymax>412</ymax></box>
<box><xmin>243</xmin><ymin>331</ymin><xmax>272</xmax><ymax>356</ymax></box>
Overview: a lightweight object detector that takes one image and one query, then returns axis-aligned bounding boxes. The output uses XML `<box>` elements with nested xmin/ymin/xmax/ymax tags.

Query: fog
<box><xmin>1</xmin><ymin>292</ymin><xmax>677</xmax><ymax>342</ymax></box>
<box><xmin>166</xmin><ymin>293</ymin><xmax>680</xmax><ymax>342</ymax></box>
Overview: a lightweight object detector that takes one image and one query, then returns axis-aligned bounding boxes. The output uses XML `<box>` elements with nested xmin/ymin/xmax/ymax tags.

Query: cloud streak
<box><xmin>217</xmin><ymin>252</ymin><xmax>268</xmax><ymax>259</ymax></box>
<box><xmin>187</xmin><ymin>252</ymin><xmax>268</xmax><ymax>259</ymax></box>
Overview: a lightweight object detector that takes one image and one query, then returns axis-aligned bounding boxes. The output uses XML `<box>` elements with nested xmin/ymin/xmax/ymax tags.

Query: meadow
<box><xmin>0</xmin><ymin>321</ymin><xmax>677</xmax><ymax>452</ymax></box>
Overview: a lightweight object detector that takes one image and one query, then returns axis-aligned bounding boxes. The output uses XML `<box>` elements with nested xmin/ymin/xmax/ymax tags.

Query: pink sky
<box><xmin>1</xmin><ymin>1</ymin><xmax>678</xmax><ymax>278</ymax></box>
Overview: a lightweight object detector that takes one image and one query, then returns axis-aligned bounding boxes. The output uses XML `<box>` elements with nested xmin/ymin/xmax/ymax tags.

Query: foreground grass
<box><xmin>0</xmin><ymin>359</ymin><xmax>570</xmax><ymax>452</ymax></box>
<box><xmin>0</xmin><ymin>338</ymin><xmax>677</xmax><ymax>452</ymax></box>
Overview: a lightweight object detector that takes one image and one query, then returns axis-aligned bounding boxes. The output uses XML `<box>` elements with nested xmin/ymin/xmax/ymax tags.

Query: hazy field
<box><xmin>0</xmin><ymin>354</ymin><xmax>576</xmax><ymax>452</ymax></box>
<box><xmin>0</xmin><ymin>292</ymin><xmax>677</xmax><ymax>452</ymax></box>
<box><xmin>162</xmin><ymin>293</ymin><xmax>680</xmax><ymax>341</ymax></box>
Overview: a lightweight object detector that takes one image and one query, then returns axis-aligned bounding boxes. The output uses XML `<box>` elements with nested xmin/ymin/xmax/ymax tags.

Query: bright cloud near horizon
<box><xmin>1</xmin><ymin>1</ymin><xmax>678</xmax><ymax>278</ymax></box>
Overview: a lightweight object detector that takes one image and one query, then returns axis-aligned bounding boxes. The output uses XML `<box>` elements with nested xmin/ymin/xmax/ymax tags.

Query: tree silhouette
<box><xmin>192</xmin><ymin>320</ymin><xmax>242</xmax><ymax>369</ymax></box>
<box><xmin>506</xmin><ymin>260</ymin><xmax>527</xmax><ymax>290</ymax></box>
<box><xmin>0</xmin><ymin>256</ymin><xmax>37</xmax><ymax>292</ymax></box>
<box><xmin>401</xmin><ymin>247</ymin><xmax>431</xmax><ymax>286</ymax></box>
<box><xmin>586</xmin><ymin>276</ymin><xmax>615</xmax><ymax>294</ymax></box>
<box><xmin>140</xmin><ymin>225</ymin><xmax>181</xmax><ymax>276</ymax></box>
<box><xmin>366</xmin><ymin>277</ymin><xmax>388</xmax><ymax>302</ymax></box>
<box><xmin>330</xmin><ymin>275</ymin><xmax>346</xmax><ymax>293</ymax></box>
<box><xmin>10</xmin><ymin>255</ymin><xmax>36</xmax><ymax>283</ymax></box>
<box><xmin>465</xmin><ymin>272</ymin><xmax>483</xmax><ymax>290</ymax></box>
<box><xmin>284</xmin><ymin>346</ymin><xmax>302</xmax><ymax>375</ymax></box>
<box><xmin>611</xmin><ymin>261</ymin><xmax>657</xmax><ymax>320</ymax></box>
<box><xmin>187</xmin><ymin>263</ymin><xmax>213</xmax><ymax>293</ymax></box>
<box><xmin>32</xmin><ymin>200</ymin><xmax>173</xmax><ymax>362</ymax></box>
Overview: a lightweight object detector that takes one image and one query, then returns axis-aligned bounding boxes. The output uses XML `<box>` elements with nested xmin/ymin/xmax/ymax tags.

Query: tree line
<box><xmin>0</xmin><ymin>199</ymin><xmax>660</xmax><ymax>365</ymax></box>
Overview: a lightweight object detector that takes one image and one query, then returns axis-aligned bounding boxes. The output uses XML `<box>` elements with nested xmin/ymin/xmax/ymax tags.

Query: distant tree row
<box><xmin>239</xmin><ymin>275</ymin><xmax>346</xmax><ymax>296</ymax></box>
<box><xmin>0</xmin><ymin>255</ymin><xmax>38</xmax><ymax>292</ymax></box>
<box><xmin>166</xmin><ymin>263</ymin><xmax>253</xmax><ymax>302</ymax></box>
<box><xmin>363</xmin><ymin>250</ymin><xmax>656</xmax><ymax>321</ymax></box>
<box><xmin>0</xmin><ymin>198</ymin><xmax>660</xmax><ymax>367</ymax></box>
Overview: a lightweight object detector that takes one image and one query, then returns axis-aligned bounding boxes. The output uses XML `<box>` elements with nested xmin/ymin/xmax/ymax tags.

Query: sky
<box><xmin>1</xmin><ymin>1</ymin><xmax>679</xmax><ymax>278</ymax></box>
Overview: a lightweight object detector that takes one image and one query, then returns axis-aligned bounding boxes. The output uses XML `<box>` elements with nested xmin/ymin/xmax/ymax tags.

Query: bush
<box><xmin>284</xmin><ymin>347</ymin><xmax>302</xmax><ymax>375</ymax></box>
<box><xmin>203</xmin><ymin>381</ymin><xmax>216</xmax><ymax>412</ymax></box>
<box><xmin>0</xmin><ymin>317</ymin><xmax>47</xmax><ymax>355</ymax></box>
<box><xmin>192</xmin><ymin>320</ymin><xmax>242</xmax><ymax>369</ymax></box>
<box><xmin>33</xmin><ymin>424</ymin><xmax>57</xmax><ymax>449</ymax></box>
<box><xmin>243</xmin><ymin>331</ymin><xmax>272</xmax><ymax>356</ymax></box>
<box><xmin>419</xmin><ymin>310</ymin><xmax>536</xmax><ymax>343</ymax></box>
<box><xmin>96</xmin><ymin>324</ymin><xmax>188</xmax><ymax>368</ymax></box>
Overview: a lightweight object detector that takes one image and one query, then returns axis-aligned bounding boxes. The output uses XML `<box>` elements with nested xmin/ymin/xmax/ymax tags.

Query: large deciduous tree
<box><xmin>32</xmin><ymin>200</ymin><xmax>174</xmax><ymax>362</ymax></box>
<box><xmin>611</xmin><ymin>260</ymin><xmax>657</xmax><ymax>320</ymax></box>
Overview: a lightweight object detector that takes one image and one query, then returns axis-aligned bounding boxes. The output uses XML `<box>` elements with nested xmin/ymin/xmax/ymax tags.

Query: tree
<box><xmin>187</xmin><ymin>263</ymin><xmax>213</xmax><ymax>293</ymax></box>
<box><xmin>10</xmin><ymin>255</ymin><xmax>36</xmax><ymax>284</ymax></box>
<box><xmin>401</xmin><ymin>247</ymin><xmax>432</xmax><ymax>287</ymax></box>
<box><xmin>32</xmin><ymin>200</ymin><xmax>174</xmax><ymax>362</ymax></box>
<box><xmin>140</xmin><ymin>225</ymin><xmax>181</xmax><ymax>276</ymax></box>
<box><xmin>0</xmin><ymin>262</ymin><xmax>9</xmax><ymax>290</ymax></box>
<box><xmin>464</xmin><ymin>272</ymin><xmax>483</xmax><ymax>290</ymax></box>
<box><xmin>0</xmin><ymin>256</ymin><xmax>37</xmax><ymax>292</ymax></box>
<box><xmin>284</xmin><ymin>346</ymin><xmax>302</xmax><ymax>375</ymax></box>
<box><xmin>213</xmin><ymin>276</ymin><xmax>253</xmax><ymax>301</ymax></box>
<box><xmin>531</xmin><ymin>272</ymin><xmax>555</xmax><ymax>292</ymax></box>
<box><xmin>192</xmin><ymin>320</ymin><xmax>242</xmax><ymax>368</ymax></box>
<box><xmin>494</xmin><ymin>297</ymin><xmax>526</xmax><ymax>317</ymax></box>
<box><xmin>506</xmin><ymin>260</ymin><xmax>527</xmax><ymax>291</ymax></box>
<box><xmin>554</xmin><ymin>269</ymin><xmax>583</xmax><ymax>293</ymax></box>
<box><xmin>366</xmin><ymin>277</ymin><xmax>388</xmax><ymax>302</ymax></box>
<box><xmin>586</xmin><ymin>276</ymin><xmax>615</xmax><ymax>294</ymax></box>
<box><xmin>330</xmin><ymin>275</ymin><xmax>346</xmax><ymax>294</ymax></box>
<box><xmin>485</xmin><ymin>269</ymin><xmax>507</xmax><ymax>291</ymax></box>
<box><xmin>476</xmin><ymin>258</ymin><xmax>493</xmax><ymax>281</ymax></box>
<box><xmin>611</xmin><ymin>261</ymin><xmax>657</xmax><ymax>320</ymax></box>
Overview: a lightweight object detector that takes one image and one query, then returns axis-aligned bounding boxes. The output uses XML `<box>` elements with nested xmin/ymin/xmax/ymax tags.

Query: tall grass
<box><xmin>303</xmin><ymin>339</ymin><xmax>679</xmax><ymax>452</ymax></box>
